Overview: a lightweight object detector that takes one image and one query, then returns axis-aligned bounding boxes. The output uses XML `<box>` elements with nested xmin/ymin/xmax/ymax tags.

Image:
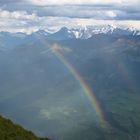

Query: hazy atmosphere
<box><xmin>0</xmin><ymin>0</ymin><xmax>140</xmax><ymax>140</ymax></box>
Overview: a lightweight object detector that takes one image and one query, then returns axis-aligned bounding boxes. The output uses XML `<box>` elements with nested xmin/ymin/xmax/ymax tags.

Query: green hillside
<box><xmin>0</xmin><ymin>115</ymin><xmax>49</xmax><ymax>140</ymax></box>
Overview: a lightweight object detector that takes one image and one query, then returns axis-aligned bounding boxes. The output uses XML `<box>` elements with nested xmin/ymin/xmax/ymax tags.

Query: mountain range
<box><xmin>0</xmin><ymin>25</ymin><xmax>140</xmax><ymax>140</ymax></box>
<box><xmin>0</xmin><ymin>25</ymin><xmax>140</xmax><ymax>47</ymax></box>
<box><xmin>45</xmin><ymin>25</ymin><xmax>140</xmax><ymax>40</ymax></box>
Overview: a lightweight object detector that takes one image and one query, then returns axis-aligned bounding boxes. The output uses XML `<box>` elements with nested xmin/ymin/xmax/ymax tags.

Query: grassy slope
<box><xmin>0</xmin><ymin>115</ymin><xmax>49</xmax><ymax>140</ymax></box>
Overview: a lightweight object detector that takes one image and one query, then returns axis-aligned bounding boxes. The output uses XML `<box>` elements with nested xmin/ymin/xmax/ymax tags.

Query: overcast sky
<box><xmin>0</xmin><ymin>0</ymin><xmax>140</xmax><ymax>33</ymax></box>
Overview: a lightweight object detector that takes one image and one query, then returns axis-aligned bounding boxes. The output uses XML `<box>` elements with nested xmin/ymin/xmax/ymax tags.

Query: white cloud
<box><xmin>0</xmin><ymin>9</ymin><xmax>40</xmax><ymax>34</ymax></box>
<box><xmin>0</xmin><ymin>9</ymin><xmax>37</xmax><ymax>20</ymax></box>
<box><xmin>0</xmin><ymin>9</ymin><xmax>139</xmax><ymax>34</ymax></box>
<box><xmin>106</xmin><ymin>11</ymin><xmax>117</xmax><ymax>18</ymax></box>
<box><xmin>122</xmin><ymin>0</ymin><xmax>139</xmax><ymax>5</ymax></box>
<box><xmin>28</xmin><ymin>0</ymin><xmax>123</xmax><ymax>5</ymax></box>
<box><xmin>27</xmin><ymin>0</ymin><xmax>140</xmax><ymax>6</ymax></box>
<box><xmin>41</xmin><ymin>6</ymin><xmax>119</xmax><ymax>19</ymax></box>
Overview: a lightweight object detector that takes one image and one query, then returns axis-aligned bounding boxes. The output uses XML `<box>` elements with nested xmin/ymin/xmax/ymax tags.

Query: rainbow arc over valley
<box><xmin>35</xmin><ymin>34</ymin><xmax>109</xmax><ymax>128</ymax></box>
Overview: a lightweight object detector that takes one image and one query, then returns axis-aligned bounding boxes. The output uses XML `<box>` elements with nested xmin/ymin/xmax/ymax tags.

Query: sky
<box><xmin>0</xmin><ymin>0</ymin><xmax>140</xmax><ymax>33</ymax></box>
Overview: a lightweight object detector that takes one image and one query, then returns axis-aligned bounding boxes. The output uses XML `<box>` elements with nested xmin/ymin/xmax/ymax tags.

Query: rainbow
<box><xmin>48</xmin><ymin>43</ymin><xmax>108</xmax><ymax>128</ymax></box>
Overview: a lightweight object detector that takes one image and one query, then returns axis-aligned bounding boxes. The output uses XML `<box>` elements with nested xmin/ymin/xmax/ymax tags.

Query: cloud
<box><xmin>26</xmin><ymin>0</ymin><xmax>140</xmax><ymax>9</ymax></box>
<box><xmin>106</xmin><ymin>11</ymin><xmax>117</xmax><ymax>18</ymax></box>
<box><xmin>0</xmin><ymin>9</ymin><xmax>140</xmax><ymax>34</ymax></box>
<box><xmin>34</xmin><ymin>5</ymin><xmax>140</xmax><ymax>20</ymax></box>
<box><xmin>27</xmin><ymin>0</ymin><xmax>122</xmax><ymax>6</ymax></box>
<box><xmin>1</xmin><ymin>0</ymin><xmax>139</xmax><ymax>6</ymax></box>
<box><xmin>0</xmin><ymin>2</ymin><xmax>139</xmax><ymax>34</ymax></box>
<box><xmin>0</xmin><ymin>9</ymin><xmax>37</xmax><ymax>19</ymax></box>
<box><xmin>0</xmin><ymin>9</ymin><xmax>40</xmax><ymax>34</ymax></box>
<box><xmin>38</xmin><ymin>6</ymin><xmax>119</xmax><ymax>19</ymax></box>
<box><xmin>0</xmin><ymin>0</ymin><xmax>20</xmax><ymax>3</ymax></box>
<box><xmin>0</xmin><ymin>0</ymin><xmax>140</xmax><ymax>21</ymax></box>
<box><xmin>4</xmin><ymin>4</ymin><xmax>139</xmax><ymax>20</ymax></box>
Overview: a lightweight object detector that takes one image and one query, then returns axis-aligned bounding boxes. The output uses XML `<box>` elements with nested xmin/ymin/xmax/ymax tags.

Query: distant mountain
<box><xmin>0</xmin><ymin>25</ymin><xmax>140</xmax><ymax>44</ymax></box>
<box><xmin>45</xmin><ymin>25</ymin><xmax>140</xmax><ymax>40</ymax></box>
<box><xmin>0</xmin><ymin>27</ymin><xmax>140</xmax><ymax>140</ymax></box>
<box><xmin>46</xmin><ymin>27</ymin><xmax>75</xmax><ymax>40</ymax></box>
<box><xmin>0</xmin><ymin>115</ymin><xmax>49</xmax><ymax>140</ymax></box>
<box><xmin>0</xmin><ymin>31</ymin><xmax>37</xmax><ymax>49</ymax></box>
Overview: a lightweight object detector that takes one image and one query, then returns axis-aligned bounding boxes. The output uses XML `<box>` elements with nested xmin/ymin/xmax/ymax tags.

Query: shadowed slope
<box><xmin>0</xmin><ymin>115</ymin><xmax>49</xmax><ymax>140</ymax></box>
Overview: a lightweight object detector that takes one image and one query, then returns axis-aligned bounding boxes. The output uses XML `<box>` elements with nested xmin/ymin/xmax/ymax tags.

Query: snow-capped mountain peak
<box><xmin>66</xmin><ymin>25</ymin><xmax>140</xmax><ymax>39</ymax></box>
<box><xmin>1</xmin><ymin>25</ymin><xmax>139</xmax><ymax>42</ymax></box>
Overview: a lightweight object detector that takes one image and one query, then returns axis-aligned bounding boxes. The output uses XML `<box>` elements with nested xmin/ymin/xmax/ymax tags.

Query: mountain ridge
<box><xmin>0</xmin><ymin>25</ymin><xmax>140</xmax><ymax>40</ymax></box>
<box><xmin>34</xmin><ymin>25</ymin><xmax>140</xmax><ymax>40</ymax></box>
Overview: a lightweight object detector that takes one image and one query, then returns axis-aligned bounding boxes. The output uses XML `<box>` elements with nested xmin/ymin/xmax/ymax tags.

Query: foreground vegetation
<box><xmin>0</xmin><ymin>115</ymin><xmax>49</xmax><ymax>140</ymax></box>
